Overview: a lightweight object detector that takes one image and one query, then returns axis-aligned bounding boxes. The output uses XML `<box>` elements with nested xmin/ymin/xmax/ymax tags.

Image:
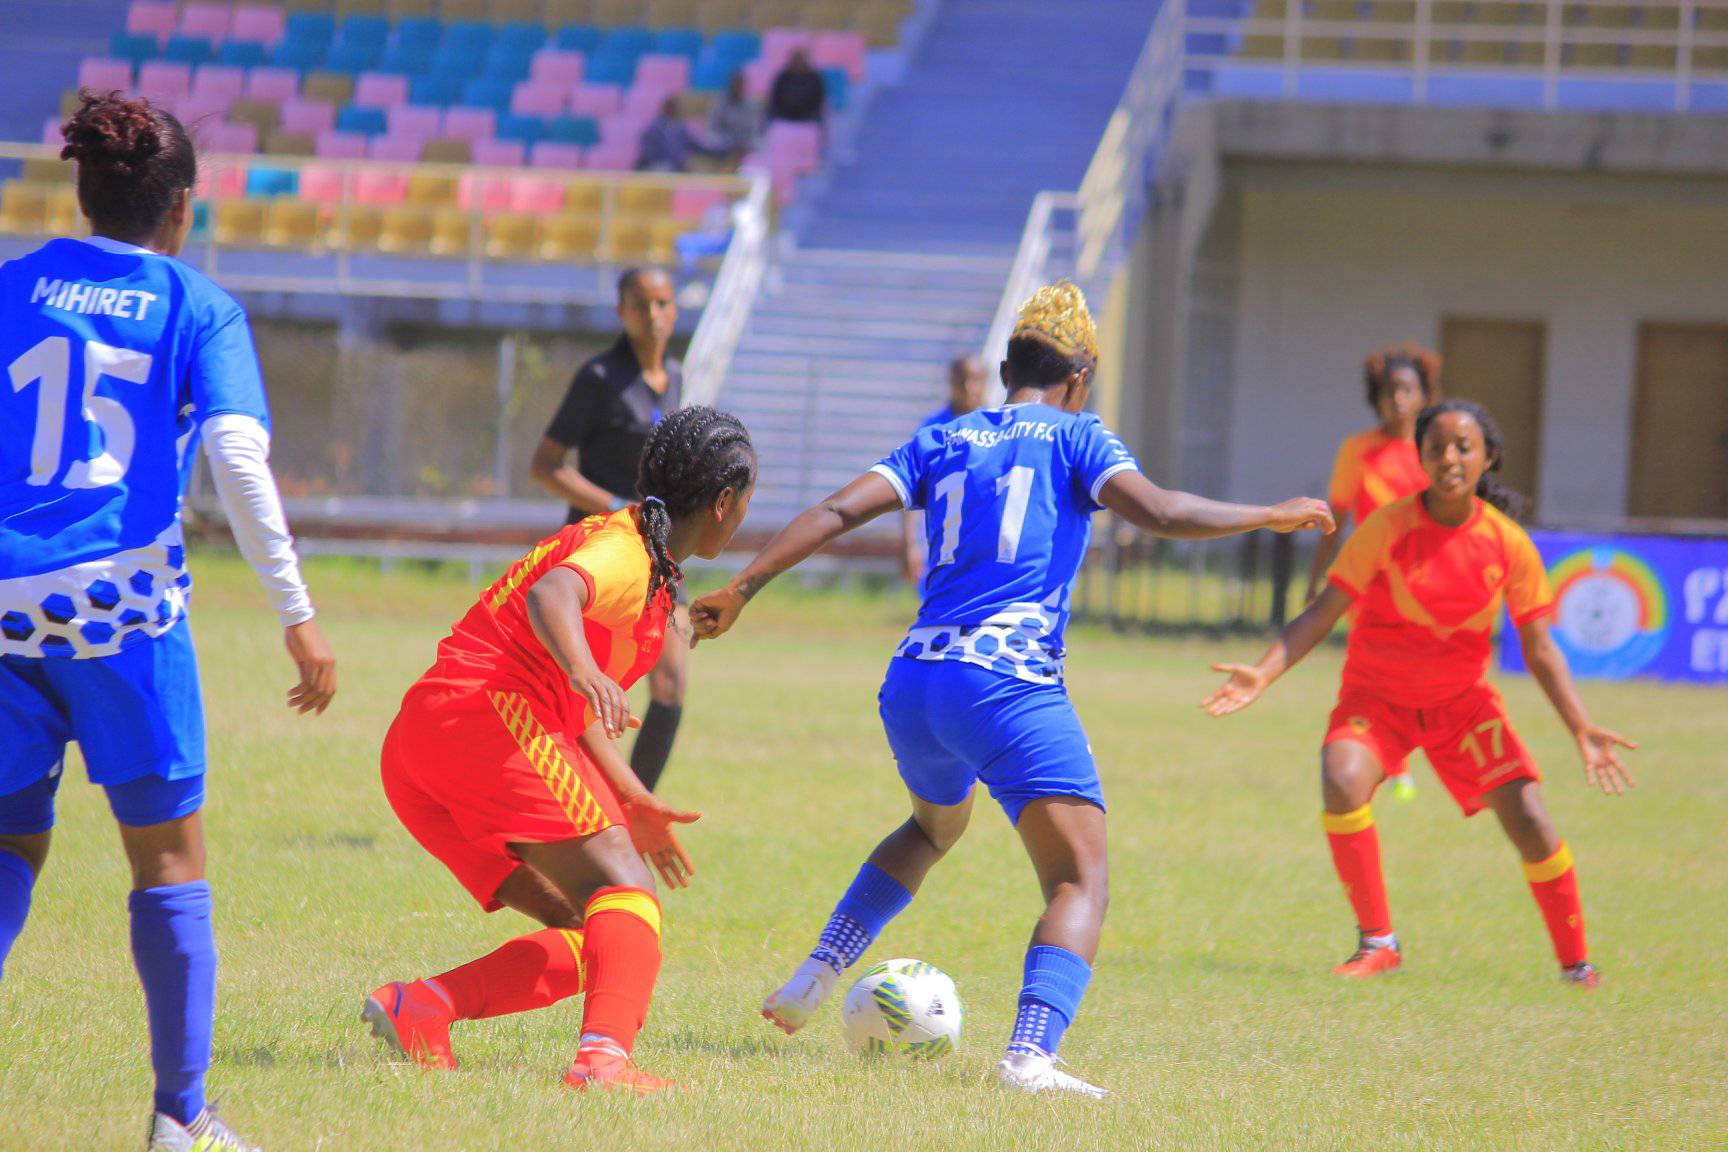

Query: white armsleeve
<box><xmin>201</xmin><ymin>413</ymin><xmax>316</xmax><ymax>627</ymax></box>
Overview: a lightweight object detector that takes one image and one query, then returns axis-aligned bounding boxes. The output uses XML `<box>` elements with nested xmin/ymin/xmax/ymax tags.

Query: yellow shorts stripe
<box><xmin>487</xmin><ymin>690</ymin><xmax>611</xmax><ymax>838</ymax></box>
<box><xmin>1522</xmin><ymin>841</ymin><xmax>1574</xmax><ymax>884</ymax></box>
<box><xmin>1322</xmin><ymin>804</ymin><xmax>1375</xmax><ymax>836</ymax></box>
<box><xmin>586</xmin><ymin>889</ymin><xmax>662</xmax><ymax>937</ymax></box>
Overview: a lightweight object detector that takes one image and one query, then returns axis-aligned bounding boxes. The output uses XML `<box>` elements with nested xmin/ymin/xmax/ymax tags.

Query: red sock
<box><xmin>1323</xmin><ymin>805</ymin><xmax>1392</xmax><ymax>937</ymax></box>
<box><xmin>577</xmin><ymin>887</ymin><xmax>662</xmax><ymax>1055</ymax></box>
<box><xmin>429</xmin><ymin>927</ymin><xmax>587</xmax><ymax>1020</ymax></box>
<box><xmin>1524</xmin><ymin>842</ymin><xmax>1586</xmax><ymax>967</ymax></box>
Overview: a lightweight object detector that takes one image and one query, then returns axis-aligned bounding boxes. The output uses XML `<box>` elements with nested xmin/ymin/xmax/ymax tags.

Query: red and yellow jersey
<box><xmin>410</xmin><ymin>508</ymin><xmax>671</xmax><ymax>731</ymax></box>
<box><xmin>1328</xmin><ymin>428</ymin><xmax>1428</xmax><ymax>526</ymax></box>
<box><xmin>1327</xmin><ymin>495</ymin><xmax>1555</xmax><ymax>707</ymax></box>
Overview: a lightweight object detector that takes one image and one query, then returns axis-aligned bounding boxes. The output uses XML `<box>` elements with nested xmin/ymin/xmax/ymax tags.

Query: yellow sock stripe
<box><xmin>586</xmin><ymin>889</ymin><xmax>662</xmax><ymax>937</ymax></box>
<box><xmin>1322</xmin><ymin>804</ymin><xmax>1375</xmax><ymax>835</ymax></box>
<box><xmin>559</xmin><ymin>928</ymin><xmax>587</xmax><ymax>985</ymax></box>
<box><xmin>1523</xmin><ymin>841</ymin><xmax>1574</xmax><ymax>884</ymax></box>
<box><xmin>487</xmin><ymin>690</ymin><xmax>610</xmax><ymax>836</ymax></box>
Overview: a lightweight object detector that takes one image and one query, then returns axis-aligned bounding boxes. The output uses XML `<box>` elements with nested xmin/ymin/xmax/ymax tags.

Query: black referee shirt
<box><xmin>543</xmin><ymin>336</ymin><xmax>682</xmax><ymax>520</ymax></box>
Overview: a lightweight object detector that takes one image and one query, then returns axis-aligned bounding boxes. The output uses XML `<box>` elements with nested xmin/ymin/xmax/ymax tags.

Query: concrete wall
<box><xmin>1219</xmin><ymin>163</ymin><xmax>1728</xmax><ymax>521</ymax></box>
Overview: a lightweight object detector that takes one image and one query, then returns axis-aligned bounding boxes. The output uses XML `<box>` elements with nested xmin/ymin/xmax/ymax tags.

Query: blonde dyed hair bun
<box><xmin>1011</xmin><ymin>281</ymin><xmax>1099</xmax><ymax>363</ymax></box>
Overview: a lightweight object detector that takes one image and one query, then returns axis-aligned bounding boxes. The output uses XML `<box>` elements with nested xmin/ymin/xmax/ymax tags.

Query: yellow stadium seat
<box><xmin>804</xmin><ymin>1</ymin><xmax>852</xmax><ymax>31</ymax></box>
<box><xmin>341</xmin><ymin>0</ymin><xmax>389</xmax><ymax>15</ymax></box>
<box><xmin>374</xmin><ymin>206</ymin><xmax>434</xmax><ymax>254</ymax></box>
<box><xmin>60</xmin><ymin>89</ymin><xmax>84</xmax><ymax>118</ymax></box>
<box><xmin>1698</xmin><ymin>6</ymin><xmax>1728</xmax><ymax>31</ymax></box>
<box><xmin>390</xmin><ymin>0</ymin><xmax>437</xmax><ymax>15</ymax></box>
<box><xmin>1300</xmin><ymin>35</ymin><xmax>1347</xmax><ymax>58</ymax></box>
<box><xmin>645</xmin><ymin>0</ymin><xmax>699</xmax><ymax>25</ymax></box>
<box><xmin>265</xmin><ymin>200</ymin><xmax>326</xmax><ymax>250</ymax></box>
<box><xmin>284</xmin><ymin>0</ymin><xmax>337</xmax><ymax>11</ymax></box>
<box><xmin>1566</xmin><ymin>42</ymin><xmax>1623</xmax><ymax>67</ymax></box>
<box><xmin>429</xmin><ymin>209</ymin><xmax>475</xmax><ymax>256</ymax></box>
<box><xmin>1353</xmin><ymin>34</ymin><xmax>1412</xmax><ymax>59</ymax></box>
<box><xmin>440</xmin><ymin>0</ymin><xmax>490</xmax><ymax>20</ymax></box>
<box><xmin>407</xmin><ymin>170</ymin><xmax>460</xmax><ymax>207</ymax></box>
<box><xmin>490</xmin><ymin>0</ymin><xmax>544</xmax><ymax>21</ymax></box>
<box><xmin>0</xmin><ymin>182</ymin><xmax>51</xmax><ymax>235</ymax></box>
<box><xmin>544</xmin><ymin>0</ymin><xmax>591</xmax><ymax>27</ymax></box>
<box><xmin>695</xmin><ymin>0</ymin><xmax>748</xmax><ymax>31</ymax></box>
<box><xmin>751</xmin><ymin>0</ymin><xmax>802</xmax><ymax>30</ymax></box>
<box><xmin>1431</xmin><ymin>1</ymin><xmax>1471</xmax><ymax>24</ymax></box>
<box><xmin>851</xmin><ymin>6</ymin><xmax>902</xmax><ymax>47</ymax></box>
<box><xmin>23</xmin><ymin>158</ymin><xmax>72</xmax><ymax>185</ymax></box>
<box><xmin>230</xmin><ymin>100</ymin><xmax>283</xmax><ymax>137</ymax></box>
<box><xmin>46</xmin><ymin>188</ymin><xmax>84</xmax><ymax>237</ymax></box>
<box><xmin>303</xmin><ymin>71</ymin><xmax>356</xmax><ymax>107</ymax></box>
<box><xmin>1584</xmin><ymin>4</ymin><xmax>1638</xmax><ymax>27</ymax></box>
<box><xmin>538</xmin><ymin>214</ymin><xmax>604</xmax><ymax>262</ymax></box>
<box><xmin>1626</xmin><ymin>44</ymin><xmax>1676</xmax><ymax>69</ymax></box>
<box><xmin>565</xmin><ymin>179</ymin><xmax>605</xmax><ymax>214</ymax></box>
<box><xmin>591</xmin><ymin>0</ymin><xmax>643</xmax><ymax>25</ymax></box>
<box><xmin>1634</xmin><ymin>4</ymin><xmax>1679</xmax><ymax>29</ymax></box>
<box><xmin>1240</xmin><ymin>34</ymin><xmax>1287</xmax><ymax>57</ymax></box>
<box><xmin>1311</xmin><ymin>0</ymin><xmax>1360</xmax><ymax>22</ymax></box>
<box><xmin>606</xmin><ymin>215</ymin><xmax>655</xmax><ymax>261</ymax></box>
<box><xmin>1459</xmin><ymin>38</ymin><xmax>1514</xmax><ymax>64</ymax></box>
<box><xmin>1692</xmin><ymin>45</ymin><xmax>1728</xmax><ymax>72</ymax></box>
<box><xmin>484</xmin><ymin>212</ymin><xmax>539</xmax><ymax>259</ymax></box>
<box><xmin>265</xmin><ymin>130</ymin><xmax>316</xmax><ymax>156</ymax></box>
<box><xmin>1477</xmin><ymin>1</ymin><xmax>1540</xmax><ymax>24</ymax></box>
<box><xmin>1366</xmin><ymin>0</ymin><xmax>1415</xmax><ymax>21</ymax></box>
<box><xmin>648</xmin><ymin>217</ymin><xmax>686</xmax><ymax>261</ymax></box>
<box><xmin>617</xmin><ymin>183</ymin><xmax>673</xmax><ymax>216</ymax></box>
<box><xmin>214</xmin><ymin>198</ymin><xmax>269</xmax><ymax>247</ymax></box>
<box><xmin>1250</xmin><ymin>0</ymin><xmax>1287</xmax><ymax>16</ymax></box>
<box><xmin>330</xmin><ymin>204</ymin><xmax>380</xmax><ymax>250</ymax></box>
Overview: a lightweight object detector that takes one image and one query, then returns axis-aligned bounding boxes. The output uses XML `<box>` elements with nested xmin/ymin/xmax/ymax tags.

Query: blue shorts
<box><xmin>0</xmin><ymin>621</ymin><xmax>205</xmax><ymax>827</ymax></box>
<box><xmin>0</xmin><ymin>767</ymin><xmax>205</xmax><ymax>834</ymax></box>
<box><xmin>878</xmin><ymin>657</ymin><xmax>1103</xmax><ymax>825</ymax></box>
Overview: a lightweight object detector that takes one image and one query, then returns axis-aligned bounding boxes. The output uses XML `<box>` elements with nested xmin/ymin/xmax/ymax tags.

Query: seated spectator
<box><xmin>637</xmin><ymin>95</ymin><xmax>724</xmax><ymax>172</ymax></box>
<box><xmin>767</xmin><ymin>49</ymin><xmax>826</xmax><ymax>125</ymax></box>
<box><xmin>707</xmin><ymin>70</ymin><xmax>760</xmax><ymax>161</ymax></box>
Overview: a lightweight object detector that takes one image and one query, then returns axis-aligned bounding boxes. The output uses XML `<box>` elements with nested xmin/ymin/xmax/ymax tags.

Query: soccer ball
<box><xmin>840</xmin><ymin>958</ymin><xmax>963</xmax><ymax>1059</ymax></box>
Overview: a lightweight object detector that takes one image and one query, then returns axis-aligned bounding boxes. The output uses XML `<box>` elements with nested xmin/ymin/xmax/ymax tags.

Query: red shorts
<box><xmin>381</xmin><ymin>680</ymin><xmax>624</xmax><ymax>911</ymax></box>
<box><xmin>1324</xmin><ymin>682</ymin><xmax>1539</xmax><ymax>817</ymax></box>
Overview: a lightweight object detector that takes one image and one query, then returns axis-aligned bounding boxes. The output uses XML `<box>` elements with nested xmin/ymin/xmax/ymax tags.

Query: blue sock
<box><xmin>1008</xmin><ymin>945</ymin><xmax>1092</xmax><ymax>1058</ymax></box>
<box><xmin>810</xmin><ymin>863</ymin><xmax>913</xmax><ymax>975</ymax></box>
<box><xmin>0</xmin><ymin>849</ymin><xmax>36</xmax><ymax>983</ymax></box>
<box><xmin>130</xmin><ymin>880</ymin><xmax>216</xmax><ymax>1124</ymax></box>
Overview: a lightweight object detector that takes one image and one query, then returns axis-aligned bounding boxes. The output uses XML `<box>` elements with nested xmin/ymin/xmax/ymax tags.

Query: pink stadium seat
<box><xmin>369</xmin><ymin>136</ymin><xmax>426</xmax><ymax>163</ymax></box>
<box><xmin>743</xmin><ymin>58</ymin><xmax>776</xmax><ymax>101</ymax></box>
<box><xmin>634</xmin><ymin>55</ymin><xmax>692</xmax><ymax>91</ymax></box>
<box><xmin>298</xmin><ymin>164</ymin><xmax>346</xmax><ymax>205</ymax></box>
<box><xmin>213</xmin><ymin>165</ymin><xmax>249</xmax><ymax>199</ymax></box>
<box><xmin>280</xmin><ymin>98</ymin><xmax>336</xmax><ymax>135</ymax></box>
<box><xmin>598</xmin><ymin>113</ymin><xmax>651</xmax><ymax>149</ymax></box>
<box><xmin>244</xmin><ymin>67</ymin><xmax>299</xmax><ymax>104</ymax></box>
<box><xmin>388</xmin><ymin>105</ymin><xmax>441</xmax><ymax>139</ymax></box>
<box><xmin>569</xmin><ymin>84</ymin><xmax>622</xmax><ymax>117</ymax></box>
<box><xmin>201</xmin><ymin>120</ymin><xmax>260</xmax><ymax>153</ymax></box>
<box><xmin>761</xmin><ymin>28</ymin><xmax>815</xmax><ymax>70</ymax></box>
<box><xmin>457</xmin><ymin>172</ymin><xmax>512</xmax><ymax>212</ymax></box>
<box><xmin>811</xmin><ymin>31</ymin><xmax>867</xmax><ymax>81</ymax></box>
<box><xmin>511</xmin><ymin>81</ymin><xmax>567</xmax><ymax>118</ymax></box>
<box><xmin>314</xmin><ymin>130</ymin><xmax>369</xmax><ymax>159</ymax></box>
<box><xmin>126</xmin><ymin>0</ymin><xmax>178</xmax><ymax>42</ymax></box>
<box><xmin>472</xmin><ymin>139</ymin><xmax>526</xmax><ymax>167</ymax></box>
<box><xmin>42</xmin><ymin>117</ymin><xmax>64</xmax><ymax>146</ymax></box>
<box><xmin>178</xmin><ymin>2</ymin><xmax>232</xmax><ymax>45</ymax></box>
<box><xmin>741</xmin><ymin>153</ymin><xmax>799</xmax><ymax>206</ymax></box>
<box><xmin>623</xmin><ymin>82</ymin><xmax>679</xmax><ymax>117</ymax></box>
<box><xmin>671</xmin><ymin>186</ymin><xmax>725</xmax><ymax>220</ymax></box>
<box><xmin>530</xmin><ymin>50</ymin><xmax>586</xmax><ymax>87</ymax></box>
<box><xmin>441</xmin><ymin>107</ymin><xmax>496</xmax><ymax>143</ymax></box>
<box><xmin>229</xmin><ymin>5</ymin><xmax>286</xmax><ymax>48</ymax></box>
<box><xmin>584</xmin><ymin>138</ymin><xmax>638</xmax><ymax>171</ymax></box>
<box><xmin>354</xmin><ymin>169</ymin><xmax>409</xmax><ymax>204</ymax></box>
<box><xmin>79</xmin><ymin>58</ymin><xmax>135</xmax><ymax>92</ymax></box>
<box><xmin>763</xmin><ymin>120</ymin><xmax>821</xmax><ymax>172</ymax></box>
<box><xmin>175</xmin><ymin>93</ymin><xmax>234</xmax><ymax>128</ymax></box>
<box><xmin>138</xmin><ymin>61</ymin><xmax>194</xmax><ymax>104</ymax></box>
<box><xmin>509</xmin><ymin>174</ymin><xmax>566</xmax><ymax>212</ymax></box>
<box><xmin>354</xmin><ymin>72</ymin><xmax>410</xmax><ymax>110</ymax></box>
<box><xmin>530</xmin><ymin>142</ymin><xmax>585</xmax><ymax>170</ymax></box>
<box><xmin>192</xmin><ymin>65</ymin><xmax>247</xmax><ymax>102</ymax></box>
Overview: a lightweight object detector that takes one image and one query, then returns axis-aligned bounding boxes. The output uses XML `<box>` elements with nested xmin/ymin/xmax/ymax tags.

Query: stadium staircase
<box><xmin>721</xmin><ymin>0</ymin><xmax>1157</xmax><ymax>537</ymax></box>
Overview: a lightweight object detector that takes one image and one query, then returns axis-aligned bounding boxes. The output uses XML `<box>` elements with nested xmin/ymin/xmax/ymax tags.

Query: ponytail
<box><xmin>634</xmin><ymin>406</ymin><xmax>757</xmax><ymax>607</ymax></box>
<box><xmin>1414</xmin><ymin>399</ymin><xmax>1525</xmax><ymax>520</ymax></box>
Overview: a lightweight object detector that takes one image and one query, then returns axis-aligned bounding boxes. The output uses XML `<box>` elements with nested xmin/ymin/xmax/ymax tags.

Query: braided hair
<box><xmin>1364</xmin><ymin>342</ymin><xmax>1441</xmax><ymax>409</ymax></box>
<box><xmin>1414</xmin><ymin>399</ymin><xmax>1525</xmax><ymax>520</ymax></box>
<box><xmin>635</xmin><ymin>406</ymin><xmax>756</xmax><ymax>606</ymax></box>
<box><xmin>60</xmin><ymin>89</ymin><xmax>196</xmax><ymax>238</ymax></box>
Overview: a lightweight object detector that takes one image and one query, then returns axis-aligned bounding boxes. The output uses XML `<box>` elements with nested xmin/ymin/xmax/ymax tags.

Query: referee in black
<box><xmin>529</xmin><ymin>266</ymin><xmax>686</xmax><ymax>791</ymax></box>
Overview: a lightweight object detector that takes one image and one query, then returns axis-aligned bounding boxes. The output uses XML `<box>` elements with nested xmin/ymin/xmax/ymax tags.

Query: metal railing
<box><xmin>682</xmin><ymin>170</ymin><xmax>771</xmax><ymax>406</ymax></box>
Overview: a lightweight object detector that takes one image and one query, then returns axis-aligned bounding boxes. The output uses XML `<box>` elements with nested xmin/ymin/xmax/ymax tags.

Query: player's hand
<box><xmin>689</xmin><ymin>584</ymin><xmax>747</xmax><ymax>643</ymax></box>
<box><xmin>1575</xmin><ymin>724</ymin><xmax>1637</xmax><ymax>795</ymax></box>
<box><xmin>284</xmin><ymin>618</ymin><xmax>336</xmax><ymax>715</ymax></box>
<box><xmin>1201</xmin><ymin>662</ymin><xmax>1268</xmax><ymax>717</ymax></box>
<box><xmin>621</xmin><ymin>792</ymin><xmax>701</xmax><ymax>889</ymax></box>
<box><xmin>1267</xmin><ymin>498</ymin><xmax>1336</xmax><ymax>535</ymax></box>
<box><xmin>570</xmin><ymin>664</ymin><xmax>632</xmax><ymax>738</ymax></box>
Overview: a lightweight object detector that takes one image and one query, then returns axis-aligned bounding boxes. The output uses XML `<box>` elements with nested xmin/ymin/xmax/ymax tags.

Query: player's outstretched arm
<box><xmin>691</xmin><ymin>471</ymin><xmax>904</xmax><ymax>640</ymax></box>
<box><xmin>1099</xmin><ymin>471</ymin><xmax>1336</xmax><ymax>541</ymax></box>
<box><xmin>1516</xmin><ymin>618</ymin><xmax>1638</xmax><ymax>796</ymax></box>
<box><xmin>1202</xmin><ymin>586</ymin><xmax>1352</xmax><ymax>717</ymax></box>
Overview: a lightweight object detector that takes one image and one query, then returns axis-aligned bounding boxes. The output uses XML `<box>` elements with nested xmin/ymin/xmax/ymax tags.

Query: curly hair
<box><xmin>59</xmin><ymin>89</ymin><xmax>196</xmax><ymax>238</ymax></box>
<box><xmin>635</xmin><ymin>406</ymin><xmax>756</xmax><ymax>606</ymax></box>
<box><xmin>1364</xmin><ymin>342</ymin><xmax>1441</xmax><ymax>410</ymax></box>
<box><xmin>1414</xmin><ymin>399</ymin><xmax>1524</xmax><ymax>520</ymax></box>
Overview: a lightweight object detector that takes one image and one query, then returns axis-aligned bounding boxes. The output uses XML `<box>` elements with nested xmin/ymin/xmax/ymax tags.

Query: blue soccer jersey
<box><xmin>0</xmin><ymin>236</ymin><xmax>270</xmax><ymax>658</ymax></box>
<box><xmin>871</xmin><ymin>403</ymin><xmax>1139</xmax><ymax>683</ymax></box>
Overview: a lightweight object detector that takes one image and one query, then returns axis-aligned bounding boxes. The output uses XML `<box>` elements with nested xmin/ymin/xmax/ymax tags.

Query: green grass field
<box><xmin>3</xmin><ymin>552</ymin><xmax>1725</xmax><ymax>1151</ymax></box>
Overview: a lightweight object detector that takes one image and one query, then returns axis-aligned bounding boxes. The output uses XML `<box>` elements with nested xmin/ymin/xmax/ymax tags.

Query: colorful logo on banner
<box><xmin>1547</xmin><ymin>547</ymin><xmax>1668</xmax><ymax>678</ymax></box>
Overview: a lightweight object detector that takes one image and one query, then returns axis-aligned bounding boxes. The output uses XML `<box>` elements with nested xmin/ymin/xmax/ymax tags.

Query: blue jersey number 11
<box><xmin>932</xmin><ymin>465</ymin><xmax>1035</xmax><ymax>567</ymax></box>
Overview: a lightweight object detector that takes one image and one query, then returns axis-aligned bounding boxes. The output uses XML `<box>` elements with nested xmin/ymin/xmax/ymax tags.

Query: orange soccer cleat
<box><xmin>563</xmin><ymin>1040</ymin><xmax>677</xmax><ymax>1095</ymax></box>
<box><xmin>1332</xmin><ymin>938</ymin><xmax>1403</xmax><ymax>979</ymax></box>
<box><xmin>362</xmin><ymin>980</ymin><xmax>458</xmax><ymax>1070</ymax></box>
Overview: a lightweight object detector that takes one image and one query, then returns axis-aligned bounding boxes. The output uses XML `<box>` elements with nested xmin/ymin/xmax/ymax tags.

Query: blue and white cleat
<box><xmin>996</xmin><ymin>1048</ymin><xmax>1109</xmax><ymax>1099</ymax></box>
<box><xmin>146</xmin><ymin>1106</ymin><xmax>262</xmax><ymax>1151</ymax></box>
<box><xmin>762</xmin><ymin>957</ymin><xmax>840</xmax><ymax>1035</ymax></box>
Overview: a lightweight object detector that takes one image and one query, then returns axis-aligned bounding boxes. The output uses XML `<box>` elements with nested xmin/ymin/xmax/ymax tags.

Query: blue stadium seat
<box><xmin>339</xmin><ymin>15</ymin><xmax>390</xmax><ymax>46</ymax></box>
<box><xmin>709</xmin><ymin>30</ymin><xmax>761</xmax><ymax>62</ymax></box>
<box><xmin>461</xmin><ymin>77</ymin><xmax>514</xmax><ymax>112</ymax></box>
<box><xmin>585</xmin><ymin>52</ymin><xmax>639</xmax><ymax>86</ymax></box>
<box><xmin>336</xmin><ymin>105</ymin><xmax>388</xmax><ymax>135</ymax></box>
<box><xmin>495</xmin><ymin>113</ymin><xmax>545</xmax><ymax>144</ymax></box>
<box><xmin>163</xmin><ymin>36</ymin><xmax>215</xmax><ymax>65</ymax></box>
<box><xmin>555</xmin><ymin>26</ymin><xmax>603</xmax><ymax>53</ymax></box>
<box><xmin>652</xmin><ymin>29</ymin><xmax>704</xmax><ymax>59</ymax></box>
<box><xmin>395</xmin><ymin>18</ymin><xmax>443</xmax><ymax>51</ymax></box>
<box><xmin>822</xmin><ymin>68</ymin><xmax>850</xmax><ymax>111</ymax></box>
<box><xmin>284</xmin><ymin>12</ymin><xmax>336</xmax><ymax>45</ymax></box>
<box><xmin>479</xmin><ymin>54</ymin><xmax>532</xmax><ymax>83</ymax></box>
<box><xmin>217</xmin><ymin>41</ymin><xmax>268</xmax><ymax>68</ymax></box>
<box><xmin>692</xmin><ymin>56</ymin><xmax>739</xmax><ymax>91</ymax></box>
<box><xmin>245</xmin><ymin>165</ymin><xmax>298</xmax><ymax>198</ymax></box>
<box><xmin>409</xmin><ymin>74</ymin><xmax>462</xmax><ymax>105</ymax></box>
<box><xmin>326</xmin><ymin>40</ymin><xmax>383</xmax><ymax>73</ymax></box>
<box><xmin>496</xmin><ymin>23</ymin><xmax>548</xmax><ymax>54</ymax></box>
<box><xmin>109</xmin><ymin>32</ymin><xmax>160</xmax><ymax>65</ymax></box>
<box><xmin>601</xmin><ymin>27</ymin><xmax>654</xmax><ymax>57</ymax></box>
<box><xmin>379</xmin><ymin>43</ymin><xmax>435</xmax><ymax>75</ymax></box>
<box><xmin>444</xmin><ymin>21</ymin><xmax>494</xmax><ymax>52</ymax></box>
<box><xmin>270</xmin><ymin>39</ymin><xmax>326</xmax><ymax>70</ymax></box>
<box><xmin>547</xmin><ymin>115</ymin><xmax>601</xmax><ymax>146</ymax></box>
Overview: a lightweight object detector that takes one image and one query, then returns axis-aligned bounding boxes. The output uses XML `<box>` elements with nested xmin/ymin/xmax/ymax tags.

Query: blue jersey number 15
<box><xmin>931</xmin><ymin>465</ymin><xmax>1035</xmax><ymax>568</ymax></box>
<box><xmin>9</xmin><ymin>335</ymin><xmax>151</xmax><ymax>489</ymax></box>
